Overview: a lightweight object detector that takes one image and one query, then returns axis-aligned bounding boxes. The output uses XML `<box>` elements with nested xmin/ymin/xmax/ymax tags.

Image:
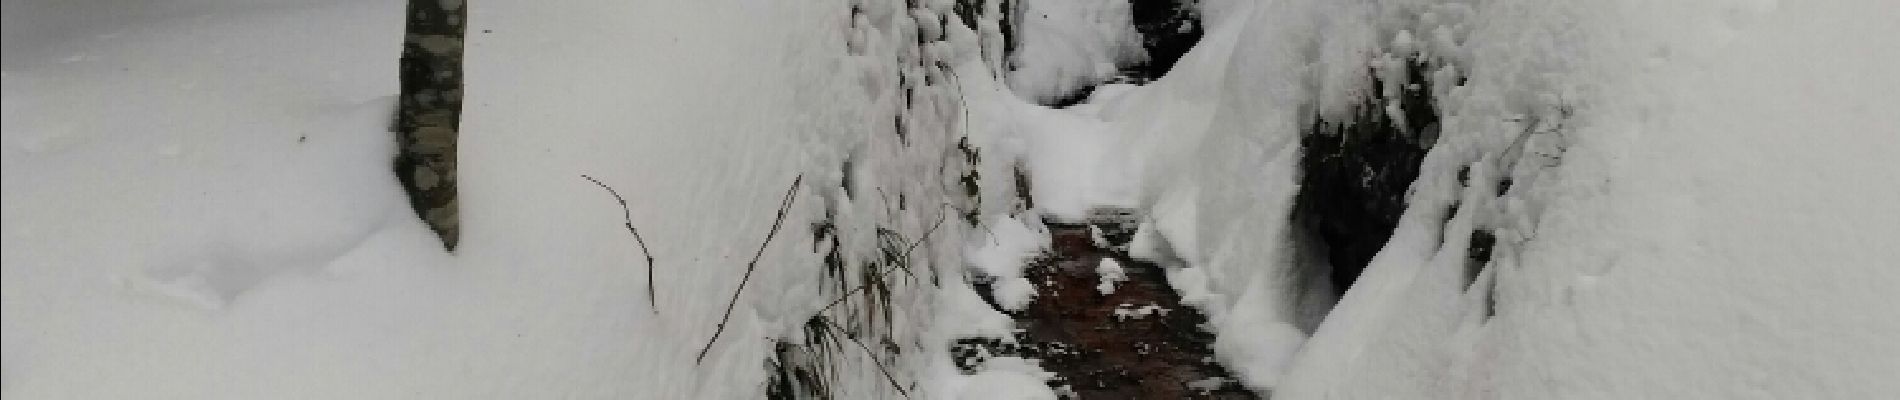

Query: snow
<box><xmin>1095</xmin><ymin>257</ymin><xmax>1125</xmax><ymax>294</ymax></box>
<box><xmin>1017</xmin><ymin>108</ymin><xmax>1127</xmax><ymax>220</ymax></box>
<box><xmin>6</xmin><ymin>0</ymin><xmax>1897</xmax><ymax>398</ymax></box>
<box><xmin>2</xmin><ymin>1</ymin><xmax>422</xmax><ymax>397</ymax></box>
<box><xmin>997</xmin><ymin>0</ymin><xmax>1900</xmax><ymax>396</ymax></box>
<box><xmin>1124</xmin><ymin>0</ymin><xmax>1900</xmax><ymax>396</ymax></box>
<box><xmin>3</xmin><ymin>0</ymin><xmax>985</xmax><ymax>397</ymax></box>
<box><xmin>1186</xmin><ymin>376</ymin><xmax>1236</xmax><ymax>393</ymax></box>
<box><xmin>966</xmin><ymin>214</ymin><xmax>1049</xmax><ymax>310</ymax></box>
<box><xmin>1265</xmin><ymin>0</ymin><xmax>1900</xmax><ymax>398</ymax></box>
<box><xmin>1006</xmin><ymin>0</ymin><xmax>1146</xmax><ymax>104</ymax></box>
<box><xmin>1110</xmin><ymin>303</ymin><xmax>1169</xmax><ymax>321</ymax></box>
<box><xmin>959</xmin><ymin>4</ymin><xmax>1345</xmax><ymax>382</ymax></box>
<box><xmin>1054</xmin><ymin>0</ymin><xmax>1342</xmax><ymax>391</ymax></box>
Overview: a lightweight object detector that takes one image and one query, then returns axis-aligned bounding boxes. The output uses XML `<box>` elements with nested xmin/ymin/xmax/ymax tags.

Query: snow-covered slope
<box><xmin>1005</xmin><ymin>0</ymin><xmax>1146</xmax><ymax>104</ymax></box>
<box><xmin>1057</xmin><ymin>0</ymin><xmax>1900</xmax><ymax>397</ymax></box>
<box><xmin>1279</xmin><ymin>0</ymin><xmax>1900</xmax><ymax>398</ymax></box>
<box><xmin>995</xmin><ymin>0</ymin><xmax>1900</xmax><ymax>396</ymax></box>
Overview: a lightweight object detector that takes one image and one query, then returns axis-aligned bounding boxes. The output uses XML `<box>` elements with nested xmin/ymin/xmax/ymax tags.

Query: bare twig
<box><xmin>876</xmin><ymin>187</ymin><xmax>895</xmax><ymax>220</ymax></box>
<box><xmin>817</xmin><ymin>315</ymin><xmax>914</xmax><ymax>399</ymax></box>
<box><xmin>941</xmin><ymin>63</ymin><xmax>972</xmax><ymax>141</ymax></box>
<box><xmin>935</xmin><ymin>197</ymin><xmax>997</xmax><ymax>247</ymax></box>
<box><xmin>819</xmin><ymin>210</ymin><xmax>948</xmax><ymax>313</ymax></box>
<box><xmin>582</xmin><ymin>175</ymin><xmax>659</xmax><ymax>313</ymax></box>
<box><xmin>697</xmin><ymin>174</ymin><xmax>804</xmax><ymax>364</ymax></box>
<box><xmin>1498</xmin><ymin>103</ymin><xmax>1573</xmax><ymax>173</ymax></box>
<box><xmin>873</xmin><ymin>229</ymin><xmax>922</xmax><ymax>283</ymax></box>
<box><xmin>895</xmin><ymin>212</ymin><xmax>950</xmax><ymax>275</ymax></box>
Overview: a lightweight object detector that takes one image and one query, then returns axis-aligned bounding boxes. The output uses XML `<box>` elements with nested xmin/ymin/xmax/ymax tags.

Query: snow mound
<box><xmin>967</xmin><ymin>214</ymin><xmax>1051</xmax><ymax>310</ymax></box>
<box><xmin>1007</xmin><ymin>0</ymin><xmax>1147</xmax><ymax>104</ymax></box>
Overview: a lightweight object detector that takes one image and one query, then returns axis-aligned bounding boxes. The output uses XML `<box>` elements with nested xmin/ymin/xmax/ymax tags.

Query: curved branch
<box><xmin>582</xmin><ymin>175</ymin><xmax>658</xmax><ymax>313</ymax></box>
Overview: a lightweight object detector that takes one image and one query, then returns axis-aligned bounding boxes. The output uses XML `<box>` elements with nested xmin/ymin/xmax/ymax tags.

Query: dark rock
<box><xmin>1125</xmin><ymin>0</ymin><xmax>1203</xmax><ymax>80</ymax></box>
<box><xmin>1292</xmin><ymin>59</ymin><xmax>1443</xmax><ymax>296</ymax></box>
<box><xmin>1466</xmin><ymin>229</ymin><xmax>1495</xmax><ymax>285</ymax></box>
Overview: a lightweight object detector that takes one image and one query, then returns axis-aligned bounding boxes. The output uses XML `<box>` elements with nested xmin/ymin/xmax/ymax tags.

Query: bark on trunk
<box><xmin>395</xmin><ymin>0</ymin><xmax>466</xmax><ymax>250</ymax></box>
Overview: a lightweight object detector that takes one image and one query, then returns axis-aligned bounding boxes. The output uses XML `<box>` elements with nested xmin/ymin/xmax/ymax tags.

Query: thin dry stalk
<box><xmin>698</xmin><ymin>174</ymin><xmax>804</xmax><ymax>364</ymax></box>
<box><xmin>818</xmin><ymin>211</ymin><xmax>948</xmax><ymax>313</ymax></box>
<box><xmin>817</xmin><ymin>316</ymin><xmax>914</xmax><ymax>399</ymax></box>
<box><xmin>582</xmin><ymin>174</ymin><xmax>659</xmax><ymax>313</ymax></box>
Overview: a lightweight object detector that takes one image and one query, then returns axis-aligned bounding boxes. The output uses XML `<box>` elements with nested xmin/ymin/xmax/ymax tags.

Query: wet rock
<box><xmin>1292</xmin><ymin>59</ymin><xmax>1442</xmax><ymax>296</ymax></box>
<box><xmin>1125</xmin><ymin>0</ymin><xmax>1203</xmax><ymax>81</ymax></box>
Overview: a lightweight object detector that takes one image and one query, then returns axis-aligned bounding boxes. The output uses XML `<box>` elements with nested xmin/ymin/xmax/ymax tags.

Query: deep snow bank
<box><xmin>1062</xmin><ymin>0</ymin><xmax>1900</xmax><ymax>396</ymax></box>
<box><xmin>1006</xmin><ymin>0</ymin><xmax>1146</xmax><ymax>105</ymax></box>
<box><xmin>1279</xmin><ymin>0</ymin><xmax>1900</xmax><ymax>398</ymax></box>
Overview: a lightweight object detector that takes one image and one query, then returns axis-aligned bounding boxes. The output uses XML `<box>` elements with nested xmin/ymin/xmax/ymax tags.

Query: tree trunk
<box><xmin>395</xmin><ymin>0</ymin><xmax>466</xmax><ymax>250</ymax></box>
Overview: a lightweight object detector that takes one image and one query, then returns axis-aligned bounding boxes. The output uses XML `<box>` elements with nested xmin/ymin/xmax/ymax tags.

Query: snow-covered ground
<box><xmin>5</xmin><ymin>0</ymin><xmax>1898</xmax><ymax>398</ymax></box>
<box><xmin>3</xmin><ymin>0</ymin><xmax>989</xmax><ymax>397</ymax></box>
<box><xmin>3</xmin><ymin>1</ymin><xmax>426</xmax><ymax>397</ymax></box>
